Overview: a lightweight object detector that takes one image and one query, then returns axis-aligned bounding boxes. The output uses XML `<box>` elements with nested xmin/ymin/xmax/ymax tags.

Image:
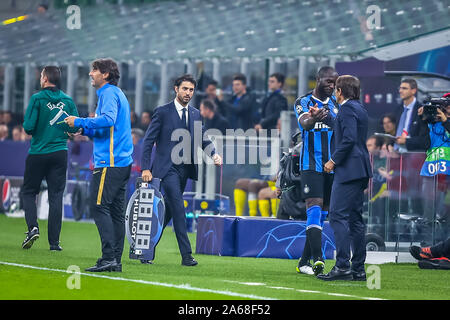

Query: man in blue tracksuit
<box><xmin>66</xmin><ymin>58</ymin><xmax>133</xmax><ymax>272</ymax></box>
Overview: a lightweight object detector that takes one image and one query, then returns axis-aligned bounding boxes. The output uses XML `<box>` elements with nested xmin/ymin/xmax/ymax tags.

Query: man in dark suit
<box><xmin>141</xmin><ymin>74</ymin><xmax>222</xmax><ymax>266</ymax></box>
<box><xmin>320</xmin><ymin>75</ymin><xmax>372</xmax><ymax>281</ymax></box>
<box><xmin>394</xmin><ymin>79</ymin><xmax>430</xmax><ymax>218</ymax></box>
<box><xmin>254</xmin><ymin>73</ymin><xmax>288</xmax><ymax>133</ymax></box>
<box><xmin>394</xmin><ymin>78</ymin><xmax>429</xmax><ymax>152</ymax></box>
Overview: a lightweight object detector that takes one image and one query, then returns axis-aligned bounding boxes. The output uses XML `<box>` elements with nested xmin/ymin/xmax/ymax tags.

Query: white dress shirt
<box><xmin>174</xmin><ymin>98</ymin><xmax>189</xmax><ymax>127</ymax></box>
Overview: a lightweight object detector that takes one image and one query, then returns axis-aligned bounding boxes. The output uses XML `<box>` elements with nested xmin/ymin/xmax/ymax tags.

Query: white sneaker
<box><xmin>296</xmin><ymin>264</ymin><xmax>315</xmax><ymax>275</ymax></box>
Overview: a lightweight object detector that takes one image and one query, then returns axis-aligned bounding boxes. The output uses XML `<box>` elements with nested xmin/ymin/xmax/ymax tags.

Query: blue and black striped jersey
<box><xmin>293</xmin><ymin>93</ymin><xmax>339</xmax><ymax>173</ymax></box>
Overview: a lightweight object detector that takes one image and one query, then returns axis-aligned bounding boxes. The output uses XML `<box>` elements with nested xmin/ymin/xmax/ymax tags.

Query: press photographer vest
<box><xmin>420</xmin><ymin>122</ymin><xmax>450</xmax><ymax>176</ymax></box>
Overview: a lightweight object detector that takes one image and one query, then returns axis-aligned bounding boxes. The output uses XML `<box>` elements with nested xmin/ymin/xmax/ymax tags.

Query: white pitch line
<box><xmin>223</xmin><ymin>280</ymin><xmax>386</xmax><ymax>300</ymax></box>
<box><xmin>0</xmin><ymin>261</ymin><xmax>276</xmax><ymax>300</ymax></box>
<box><xmin>2</xmin><ymin>261</ymin><xmax>386</xmax><ymax>300</ymax></box>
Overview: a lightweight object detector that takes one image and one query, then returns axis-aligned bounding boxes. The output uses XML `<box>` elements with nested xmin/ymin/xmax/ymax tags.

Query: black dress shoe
<box><xmin>181</xmin><ymin>255</ymin><xmax>198</xmax><ymax>266</ymax></box>
<box><xmin>352</xmin><ymin>271</ymin><xmax>367</xmax><ymax>281</ymax></box>
<box><xmin>112</xmin><ymin>263</ymin><xmax>122</xmax><ymax>272</ymax></box>
<box><xmin>85</xmin><ymin>258</ymin><xmax>118</xmax><ymax>272</ymax></box>
<box><xmin>317</xmin><ymin>266</ymin><xmax>353</xmax><ymax>281</ymax></box>
<box><xmin>50</xmin><ymin>244</ymin><xmax>63</xmax><ymax>251</ymax></box>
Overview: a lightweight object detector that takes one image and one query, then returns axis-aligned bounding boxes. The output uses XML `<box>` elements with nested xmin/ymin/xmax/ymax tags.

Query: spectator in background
<box><xmin>0</xmin><ymin>110</ymin><xmax>4</xmax><ymax>124</ymax></box>
<box><xmin>12</xmin><ymin>125</ymin><xmax>24</xmax><ymax>141</ymax></box>
<box><xmin>37</xmin><ymin>3</ymin><xmax>48</xmax><ymax>14</ymax></box>
<box><xmin>366</xmin><ymin>135</ymin><xmax>384</xmax><ymax>155</ymax></box>
<box><xmin>254</xmin><ymin>73</ymin><xmax>288</xmax><ymax>134</ymax></box>
<box><xmin>139</xmin><ymin>110</ymin><xmax>152</xmax><ymax>131</ymax></box>
<box><xmin>219</xmin><ymin>73</ymin><xmax>256</xmax><ymax>130</ymax></box>
<box><xmin>394</xmin><ymin>78</ymin><xmax>430</xmax><ymax>218</ymax></box>
<box><xmin>366</xmin><ymin>135</ymin><xmax>387</xmax><ymax>228</ymax></box>
<box><xmin>199</xmin><ymin>99</ymin><xmax>230</xmax><ymax>135</ymax></box>
<box><xmin>0</xmin><ymin>124</ymin><xmax>8</xmax><ymax>141</ymax></box>
<box><xmin>130</xmin><ymin>110</ymin><xmax>139</xmax><ymax>128</ymax></box>
<box><xmin>205</xmin><ymin>80</ymin><xmax>227</xmax><ymax>118</ymax></box>
<box><xmin>381</xmin><ymin>113</ymin><xmax>397</xmax><ymax>137</ymax></box>
<box><xmin>394</xmin><ymin>79</ymin><xmax>429</xmax><ymax>152</ymax></box>
<box><xmin>3</xmin><ymin>111</ymin><xmax>14</xmax><ymax>137</ymax></box>
<box><xmin>131</xmin><ymin>128</ymin><xmax>144</xmax><ymax>146</ymax></box>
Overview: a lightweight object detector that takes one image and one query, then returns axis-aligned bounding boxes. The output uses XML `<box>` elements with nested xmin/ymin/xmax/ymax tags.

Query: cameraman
<box><xmin>430</xmin><ymin>93</ymin><xmax>450</xmax><ymax>133</ymax></box>
<box><xmin>419</xmin><ymin>93</ymin><xmax>450</xmax><ymax>226</ymax></box>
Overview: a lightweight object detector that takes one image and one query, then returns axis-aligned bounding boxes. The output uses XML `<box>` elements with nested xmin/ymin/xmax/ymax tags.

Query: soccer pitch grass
<box><xmin>0</xmin><ymin>214</ymin><xmax>449</xmax><ymax>300</ymax></box>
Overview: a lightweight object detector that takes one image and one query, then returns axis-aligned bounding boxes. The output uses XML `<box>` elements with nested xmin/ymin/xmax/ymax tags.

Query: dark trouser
<box><xmin>22</xmin><ymin>150</ymin><xmax>67</xmax><ymax>246</ymax></box>
<box><xmin>329</xmin><ymin>178</ymin><xmax>369</xmax><ymax>273</ymax></box>
<box><xmin>90</xmin><ymin>165</ymin><xmax>131</xmax><ymax>263</ymax></box>
<box><xmin>161</xmin><ymin>164</ymin><xmax>193</xmax><ymax>257</ymax></box>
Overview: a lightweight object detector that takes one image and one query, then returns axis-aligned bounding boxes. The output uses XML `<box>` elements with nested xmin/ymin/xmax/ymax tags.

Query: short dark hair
<box><xmin>269</xmin><ymin>73</ymin><xmax>285</xmax><ymax>86</ymax></box>
<box><xmin>336</xmin><ymin>75</ymin><xmax>360</xmax><ymax>100</ymax></box>
<box><xmin>382</xmin><ymin>113</ymin><xmax>396</xmax><ymax>125</ymax></box>
<box><xmin>401</xmin><ymin>78</ymin><xmax>418</xmax><ymax>90</ymax></box>
<box><xmin>317</xmin><ymin>66</ymin><xmax>337</xmax><ymax>79</ymax></box>
<box><xmin>233</xmin><ymin>73</ymin><xmax>247</xmax><ymax>85</ymax></box>
<box><xmin>42</xmin><ymin>66</ymin><xmax>61</xmax><ymax>87</ymax></box>
<box><xmin>207</xmin><ymin>80</ymin><xmax>218</xmax><ymax>87</ymax></box>
<box><xmin>200</xmin><ymin>99</ymin><xmax>217</xmax><ymax>113</ymax></box>
<box><xmin>91</xmin><ymin>58</ymin><xmax>120</xmax><ymax>86</ymax></box>
<box><xmin>174</xmin><ymin>74</ymin><xmax>197</xmax><ymax>88</ymax></box>
<box><xmin>368</xmin><ymin>135</ymin><xmax>384</xmax><ymax>149</ymax></box>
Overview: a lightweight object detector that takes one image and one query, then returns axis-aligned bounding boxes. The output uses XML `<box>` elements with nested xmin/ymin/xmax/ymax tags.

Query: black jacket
<box><xmin>224</xmin><ymin>92</ymin><xmax>256</xmax><ymax>130</ymax></box>
<box><xmin>259</xmin><ymin>90</ymin><xmax>288</xmax><ymax>130</ymax></box>
<box><xmin>204</xmin><ymin>113</ymin><xmax>231</xmax><ymax>135</ymax></box>
<box><xmin>394</xmin><ymin>100</ymin><xmax>430</xmax><ymax>151</ymax></box>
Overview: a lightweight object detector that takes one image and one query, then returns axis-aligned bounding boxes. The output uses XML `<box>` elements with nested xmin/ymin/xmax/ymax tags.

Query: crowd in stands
<box><xmin>0</xmin><ymin>111</ymin><xmax>31</xmax><ymax>142</ymax></box>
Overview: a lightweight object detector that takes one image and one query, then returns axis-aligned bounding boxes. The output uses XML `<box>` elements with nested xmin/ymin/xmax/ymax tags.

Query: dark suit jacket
<box><xmin>141</xmin><ymin>101</ymin><xmax>215</xmax><ymax>181</ymax></box>
<box><xmin>259</xmin><ymin>90</ymin><xmax>288</xmax><ymax>130</ymax></box>
<box><xmin>331</xmin><ymin>99</ymin><xmax>372</xmax><ymax>184</ymax></box>
<box><xmin>394</xmin><ymin>99</ymin><xmax>430</xmax><ymax>151</ymax></box>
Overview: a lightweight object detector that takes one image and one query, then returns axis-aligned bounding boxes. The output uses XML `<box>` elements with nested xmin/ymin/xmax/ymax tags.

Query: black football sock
<box><xmin>307</xmin><ymin>227</ymin><xmax>323</xmax><ymax>262</ymax></box>
<box><xmin>299</xmin><ymin>237</ymin><xmax>311</xmax><ymax>266</ymax></box>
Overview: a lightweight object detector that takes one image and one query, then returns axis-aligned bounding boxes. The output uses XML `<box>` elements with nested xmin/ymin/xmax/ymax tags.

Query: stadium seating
<box><xmin>0</xmin><ymin>0</ymin><xmax>448</xmax><ymax>65</ymax></box>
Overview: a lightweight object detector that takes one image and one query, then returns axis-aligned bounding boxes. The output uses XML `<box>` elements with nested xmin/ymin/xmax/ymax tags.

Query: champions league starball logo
<box><xmin>125</xmin><ymin>178</ymin><xmax>165</xmax><ymax>261</ymax></box>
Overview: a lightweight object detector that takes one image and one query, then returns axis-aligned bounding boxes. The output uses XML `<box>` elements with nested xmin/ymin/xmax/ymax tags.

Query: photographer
<box><xmin>419</xmin><ymin>93</ymin><xmax>450</xmax><ymax>226</ymax></box>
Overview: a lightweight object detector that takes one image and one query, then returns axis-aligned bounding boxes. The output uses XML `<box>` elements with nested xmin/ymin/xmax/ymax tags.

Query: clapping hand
<box><xmin>310</xmin><ymin>103</ymin><xmax>328</xmax><ymax>121</ymax></box>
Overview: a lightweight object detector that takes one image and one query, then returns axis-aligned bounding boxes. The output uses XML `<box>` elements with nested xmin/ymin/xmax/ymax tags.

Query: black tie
<box><xmin>181</xmin><ymin>107</ymin><xmax>187</xmax><ymax>129</ymax></box>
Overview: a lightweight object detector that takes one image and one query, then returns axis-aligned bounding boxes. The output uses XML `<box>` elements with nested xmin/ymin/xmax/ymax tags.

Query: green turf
<box><xmin>0</xmin><ymin>214</ymin><xmax>449</xmax><ymax>300</ymax></box>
